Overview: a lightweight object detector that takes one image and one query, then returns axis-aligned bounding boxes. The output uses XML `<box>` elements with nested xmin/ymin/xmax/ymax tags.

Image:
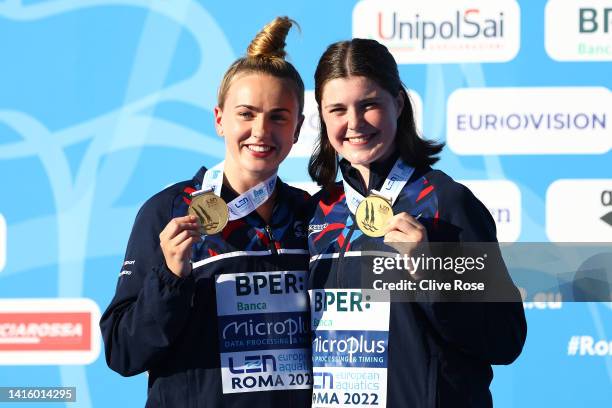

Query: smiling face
<box><xmin>214</xmin><ymin>73</ymin><xmax>303</xmax><ymax>187</ymax></box>
<box><xmin>320</xmin><ymin>75</ymin><xmax>403</xmax><ymax>170</ymax></box>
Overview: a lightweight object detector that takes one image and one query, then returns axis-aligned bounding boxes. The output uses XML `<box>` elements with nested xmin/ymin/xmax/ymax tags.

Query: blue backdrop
<box><xmin>0</xmin><ymin>0</ymin><xmax>610</xmax><ymax>407</ymax></box>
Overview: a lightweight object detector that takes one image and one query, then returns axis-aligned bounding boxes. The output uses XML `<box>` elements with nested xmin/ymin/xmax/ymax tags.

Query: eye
<box><xmin>328</xmin><ymin>107</ymin><xmax>346</xmax><ymax>115</ymax></box>
<box><xmin>363</xmin><ymin>101</ymin><xmax>378</xmax><ymax>110</ymax></box>
<box><xmin>270</xmin><ymin>112</ymin><xmax>289</xmax><ymax>122</ymax></box>
<box><xmin>237</xmin><ymin>110</ymin><xmax>254</xmax><ymax>119</ymax></box>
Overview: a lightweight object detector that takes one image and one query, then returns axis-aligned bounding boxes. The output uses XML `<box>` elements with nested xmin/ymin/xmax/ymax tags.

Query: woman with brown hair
<box><xmin>307</xmin><ymin>38</ymin><xmax>527</xmax><ymax>408</ymax></box>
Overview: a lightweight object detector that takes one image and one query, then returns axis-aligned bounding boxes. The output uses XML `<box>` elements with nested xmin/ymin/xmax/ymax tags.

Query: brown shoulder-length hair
<box><xmin>308</xmin><ymin>38</ymin><xmax>444</xmax><ymax>187</ymax></box>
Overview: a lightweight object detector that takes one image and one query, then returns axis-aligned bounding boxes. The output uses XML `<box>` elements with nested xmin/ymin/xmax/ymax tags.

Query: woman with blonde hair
<box><xmin>101</xmin><ymin>17</ymin><xmax>312</xmax><ymax>407</ymax></box>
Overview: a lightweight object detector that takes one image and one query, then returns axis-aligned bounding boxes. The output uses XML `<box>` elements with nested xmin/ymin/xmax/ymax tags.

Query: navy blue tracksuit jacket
<box><xmin>308</xmin><ymin>156</ymin><xmax>527</xmax><ymax>408</ymax></box>
<box><xmin>100</xmin><ymin>167</ymin><xmax>313</xmax><ymax>407</ymax></box>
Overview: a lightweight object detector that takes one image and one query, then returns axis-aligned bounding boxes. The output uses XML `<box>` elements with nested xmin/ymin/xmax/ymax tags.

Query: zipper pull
<box><xmin>265</xmin><ymin>225</ymin><xmax>278</xmax><ymax>254</ymax></box>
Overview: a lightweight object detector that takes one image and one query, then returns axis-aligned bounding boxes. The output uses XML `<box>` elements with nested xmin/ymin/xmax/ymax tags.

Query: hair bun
<box><xmin>247</xmin><ymin>16</ymin><xmax>298</xmax><ymax>59</ymax></box>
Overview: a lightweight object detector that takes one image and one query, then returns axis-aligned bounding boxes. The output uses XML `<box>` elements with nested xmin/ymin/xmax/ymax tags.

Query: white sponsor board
<box><xmin>311</xmin><ymin>289</ymin><xmax>390</xmax><ymax>408</ymax></box>
<box><xmin>216</xmin><ymin>271</ymin><xmax>308</xmax><ymax>316</ymax></box>
<box><xmin>290</xmin><ymin>90</ymin><xmax>423</xmax><ymax>158</ymax></box>
<box><xmin>546</xmin><ymin>0</ymin><xmax>612</xmax><ymax>61</ymax></box>
<box><xmin>407</xmin><ymin>90</ymin><xmax>423</xmax><ymax>137</ymax></box>
<box><xmin>311</xmin><ymin>290</ymin><xmax>390</xmax><ymax>332</ymax></box>
<box><xmin>353</xmin><ymin>0</ymin><xmax>520</xmax><ymax>63</ymax></box>
<box><xmin>216</xmin><ymin>271</ymin><xmax>310</xmax><ymax>393</ymax></box>
<box><xmin>447</xmin><ymin>87</ymin><xmax>612</xmax><ymax>155</ymax></box>
<box><xmin>0</xmin><ymin>298</ymin><xmax>101</xmax><ymax>365</ymax></box>
<box><xmin>459</xmin><ymin>180</ymin><xmax>521</xmax><ymax>242</ymax></box>
<box><xmin>220</xmin><ymin>349</ymin><xmax>311</xmax><ymax>393</ymax></box>
<box><xmin>289</xmin><ymin>90</ymin><xmax>319</xmax><ymax>158</ymax></box>
<box><xmin>546</xmin><ymin>179</ymin><xmax>612</xmax><ymax>242</ymax></box>
<box><xmin>312</xmin><ymin>366</ymin><xmax>388</xmax><ymax>407</ymax></box>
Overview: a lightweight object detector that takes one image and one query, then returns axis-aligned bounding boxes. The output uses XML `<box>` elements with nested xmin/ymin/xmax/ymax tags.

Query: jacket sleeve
<box><xmin>99</xmin><ymin>192</ymin><xmax>196</xmax><ymax>376</ymax></box>
<box><xmin>419</xmin><ymin>180</ymin><xmax>527</xmax><ymax>365</ymax></box>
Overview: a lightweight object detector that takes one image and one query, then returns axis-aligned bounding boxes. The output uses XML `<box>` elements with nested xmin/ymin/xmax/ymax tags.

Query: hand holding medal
<box><xmin>382</xmin><ymin>212</ymin><xmax>427</xmax><ymax>243</ymax></box>
<box><xmin>346</xmin><ymin>158</ymin><xmax>421</xmax><ymax>238</ymax></box>
<box><xmin>159</xmin><ymin>215</ymin><xmax>201</xmax><ymax>277</ymax></box>
<box><xmin>355</xmin><ymin>189</ymin><xmax>426</xmax><ymax>243</ymax></box>
<box><xmin>381</xmin><ymin>212</ymin><xmax>428</xmax><ymax>279</ymax></box>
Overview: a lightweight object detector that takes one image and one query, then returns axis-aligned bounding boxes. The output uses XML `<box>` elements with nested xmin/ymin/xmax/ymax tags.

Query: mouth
<box><xmin>245</xmin><ymin>144</ymin><xmax>274</xmax><ymax>152</ymax></box>
<box><xmin>243</xmin><ymin>144</ymin><xmax>276</xmax><ymax>157</ymax></box>
<box><xmin>344</xmin><ymin>132</ymin><xmax>378</xmax><ymax>145</ymax></box>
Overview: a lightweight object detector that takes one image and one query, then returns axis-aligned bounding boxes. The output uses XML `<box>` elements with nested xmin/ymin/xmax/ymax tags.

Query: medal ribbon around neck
<box><xmin>200</xmin><ymin>161</ymin><xmax>277</xmax><ymax>220</ymax></box>
<box><xmin>188</xmin><ymin>162</ymin><xmax>277</xmax><ymax>235</ymax></box>
<box><xmin>342</xmin><ymin>158</ymin><xmax>415</xmax><ymax>237</ymax></box>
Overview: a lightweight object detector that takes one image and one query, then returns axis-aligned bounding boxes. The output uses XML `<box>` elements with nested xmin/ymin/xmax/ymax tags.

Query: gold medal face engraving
<box><xmin>188</xmin><ymin>192</ymin><xmax>229</xmax><ymax>235</ymax></box>
<box><xmin>356</xmin><ymin>195</ymin><xmax>393</xmax><ymax>237</ymax></box>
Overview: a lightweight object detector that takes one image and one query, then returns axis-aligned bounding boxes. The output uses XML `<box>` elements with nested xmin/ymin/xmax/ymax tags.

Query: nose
<box><xmin>347</xmin><ymin>108</ymin><xmax>363</xmax><ymax>132</ymax></box>
<box><xmin>251</xmin><ymin>115</ymin><xmax>269</xmax><ymax>139</ymax></box>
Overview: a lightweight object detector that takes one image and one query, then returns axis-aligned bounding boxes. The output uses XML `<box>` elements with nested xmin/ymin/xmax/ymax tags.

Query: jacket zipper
<box><xmin>335</xmin><ymin>174</ymin><xmax>367</xmax><ymax>288</ymax></box>
<box><xmin>265</xmin><ymin>225</ymin><xmax>278</xmax><ymax>255</ymax></box>
<box><xmin>266</xmin><ymin>224</ymin><xmax>292</xmax><ymax>408</ymax></box>
<box><xmin>335</xmin><ymin>222</ymin><xmax>357</xmax><ymax>288</ymax></box>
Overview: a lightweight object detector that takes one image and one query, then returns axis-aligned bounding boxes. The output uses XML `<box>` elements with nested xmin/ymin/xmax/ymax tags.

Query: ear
<box><xmin>395</xmin><ymin>91</ymin><xmax>405</xmax><ymax>120</ymax></box>
<box><xmin>293</xmin><ymin>113</ymin><xmax>305</xmax><ymax>144</ymax></box>
<box><xmin>214</xmin><ymin>106</ymin><xmax>224</xmax><ymax>137</ymax></box>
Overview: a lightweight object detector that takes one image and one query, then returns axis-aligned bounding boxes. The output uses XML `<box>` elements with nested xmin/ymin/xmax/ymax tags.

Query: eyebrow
<box><xmin>323</xmin><ymin>102</ymin><xmax>345</xmax><ymax>110</ymax></box>
<box><xmin>234</xmin><ymin>104</ymin><xmax>292</xmax><ymax>113</ymax></box>
<box><xmin>360</xmin><ymin>97</ymin><xmax>383</xmax><ymax>104</ymax></box>
<box><xmin>323</xmin><ymin>97</ymin><xmax>383</xmax><ymax>110</ymax></box>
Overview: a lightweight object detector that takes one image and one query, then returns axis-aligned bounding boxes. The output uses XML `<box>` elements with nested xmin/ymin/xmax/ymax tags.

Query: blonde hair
<box><xmin>217</xmin><ymin>17</ymin><xmax>304</xmax><ymax>112</ymax></box>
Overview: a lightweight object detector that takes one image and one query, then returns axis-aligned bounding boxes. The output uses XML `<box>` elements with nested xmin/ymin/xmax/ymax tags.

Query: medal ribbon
<box><xmin>197</xmin><ymin>162</ymin><xmax>277</xmax><ymax>220</ymax></box>
<box><xmin>343</xmin><ymin>158</ymin><xmax>415</xmax><ymax>215</ymax></box>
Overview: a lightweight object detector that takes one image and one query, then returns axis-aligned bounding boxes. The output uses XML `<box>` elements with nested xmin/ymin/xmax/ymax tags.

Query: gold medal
<box><xmin>188</xmin><ymin>192</ymin><xmax>229</xmax><ymax>235</ymax></box>
<box><xmin>356</xmin><ymin>194</ymin><xmax>393</xmax><ymax>237</ymax></box>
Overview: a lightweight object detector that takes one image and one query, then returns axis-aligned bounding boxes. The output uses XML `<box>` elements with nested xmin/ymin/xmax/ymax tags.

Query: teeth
<box><xmin>348</xmin><ymin>136</ymin><xmax>369</xmax><ymax>143</ymax></box>
<box><xmin>247</xmin><ymin>145</ymin><xmax>272</xmax><ymax>152</ymax></box>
